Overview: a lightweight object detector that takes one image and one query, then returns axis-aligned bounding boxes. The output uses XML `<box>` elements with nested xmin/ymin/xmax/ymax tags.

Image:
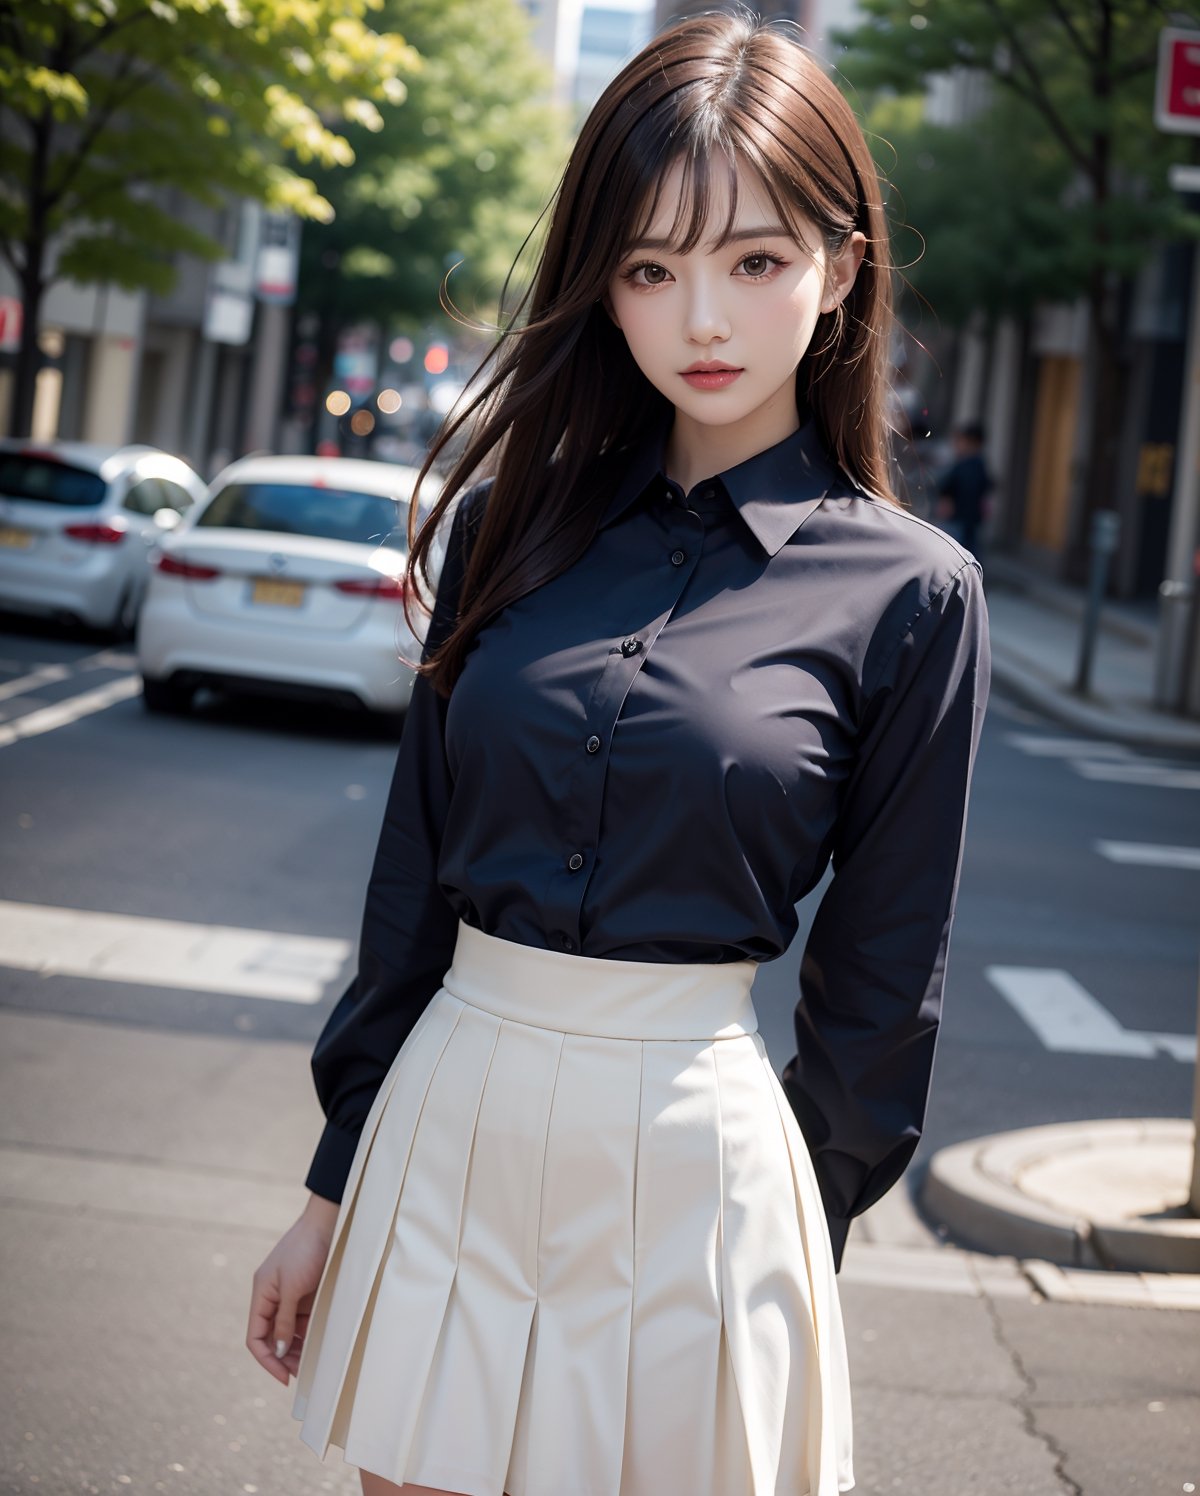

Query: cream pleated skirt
<box><xmin>292</xmin><ymin>920</ymin><xmax>855</xmax><ymax>1496</ymax></box>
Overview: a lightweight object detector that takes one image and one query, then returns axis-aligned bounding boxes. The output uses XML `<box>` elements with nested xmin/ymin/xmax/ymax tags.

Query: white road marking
<box><xmin>0</xmin><ymin>647</ymin><xmax>135</xmax><ymax>704</ymax></box>
<box><xmin>0</xmin><ymin>674</ymin><xmax>141</xmax><ymax>746</ymax></box>
<box><xmin>1004</xmin><ymin>733</ymin><xmax>1133</xmax><ymax>758</ymax></box>
<box><xmin>0</xmin><ymin>661</ymin><xmax>72</xmax><ymax>702</ymax></box>
<box><xmin>0</xmin><ymin>900</ymin><xmax>351</xmax><ymax>1003</ymax></box>
<box><xmin>1069</xmin><ymin>758</ymin><xmax>1200</xmax><ymax>789</ymax></box>
<box><xmin>986</xmin><ymin>966</ymin><xmax>1196</xmax><ymax>1062</ymax></box>
<box><xmin>1095</xmin><ymin>841</ymin><xmax>1200</xmax><ymax>870</ymax></box>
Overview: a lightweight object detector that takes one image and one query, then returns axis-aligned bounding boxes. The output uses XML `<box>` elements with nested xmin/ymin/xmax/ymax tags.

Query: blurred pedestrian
<box><xmin>247</xmin><ymin>14</ymin><xmax>989</xmax><ymax>1496</ymax></box>
<box><xmin>935</xmin><ymin>420</ymin><xmax>993</xmax><ymax>560</ymax></box>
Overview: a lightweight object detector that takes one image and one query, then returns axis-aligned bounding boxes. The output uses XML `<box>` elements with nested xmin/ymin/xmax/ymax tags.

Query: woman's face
<box><xmin>607</xmin><ymin>156</ymin><xmax>865</xmax><ymax>448</ymax></box>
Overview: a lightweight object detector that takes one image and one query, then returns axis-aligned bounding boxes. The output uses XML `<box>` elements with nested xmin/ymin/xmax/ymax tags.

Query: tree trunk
<box><xmin>7</xmin><ymin>259</ymin><xmax>45</xmax><ymax>439</ymax></box>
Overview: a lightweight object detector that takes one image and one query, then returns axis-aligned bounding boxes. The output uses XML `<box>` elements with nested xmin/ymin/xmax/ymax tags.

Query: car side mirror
<box><xmin>153</xmin><ymin>508</ymin><xmax>182</xmax><ymax>531</ymax></box>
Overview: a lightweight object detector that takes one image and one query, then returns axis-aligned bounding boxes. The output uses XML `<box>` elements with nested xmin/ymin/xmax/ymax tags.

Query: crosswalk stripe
<box><xmin>1069</xmin><ymin>759</ymin><xmax>1200</xmax><ymax>789</ymax></box>
<box><xmin>1004</xmin><ymin>734</ymin><xmax>1132</xmax><ymax>758</ymax></box>
<box><xmin>1095</xmin><ymin>841</ymin><xmax>1200</xmax><ymax>870</ymax></box>
<box><xmin>986</xmin><ymin>966</ymin><xmax>1196</xmax><ymax>1062</ymax></box>
<box><xmin>0</xmin><ymin>900</ymin><xmax>351</xmax><ymax>1003</ymax></box>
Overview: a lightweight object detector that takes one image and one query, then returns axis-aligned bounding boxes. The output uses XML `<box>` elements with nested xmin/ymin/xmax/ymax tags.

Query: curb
<box><xmin>989</xmin><ymin>644</ymin><xmax>1200</xmax><ymax>759</ymax></box>
<box><xmin>922</xmin><ymin>1120</ymin><xmax>1200</xmax><ymax>1275</ymax></box>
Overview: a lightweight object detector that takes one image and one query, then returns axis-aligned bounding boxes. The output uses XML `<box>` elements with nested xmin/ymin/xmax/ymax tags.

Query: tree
<box><xmin>0</xmin><ymin>0</ymin><xmax>417</xmax><ymax>435</ymax></box>
<box><xmin>293</xmin><ymin>0</ymin><xmax>570</xmax><ymax>404</ymax></box>
<box><xmin>834</xmin><ymin>0</ymin><xmax>1200</xmax><ymax>572</ymax></box>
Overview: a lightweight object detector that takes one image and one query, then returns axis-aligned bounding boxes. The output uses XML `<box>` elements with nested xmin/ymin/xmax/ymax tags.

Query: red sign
<box><xmin>0</xmin><ymin>297</ymin><xmax>22</xmax><ymax>352</ymax></box>
<box><xmin>1157</xmin><ymin>28</ymin><xmax>1200</xmax><ymax>135</ymax></box>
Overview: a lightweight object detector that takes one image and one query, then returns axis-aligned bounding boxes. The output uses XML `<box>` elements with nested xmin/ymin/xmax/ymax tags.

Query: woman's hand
<box><xmin>246</xmin><ymin>1192</ymin><xmax>340</xmax><ymax>1386</ymax></box>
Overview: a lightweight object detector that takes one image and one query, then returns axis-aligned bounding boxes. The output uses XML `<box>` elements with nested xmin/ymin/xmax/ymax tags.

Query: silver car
<box><xmin>0</xmin><ymin>439</ymin><xmax>208</xmax><ymax>634</ymax></box>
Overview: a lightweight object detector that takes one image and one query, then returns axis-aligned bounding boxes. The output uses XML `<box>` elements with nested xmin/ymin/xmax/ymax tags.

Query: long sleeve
<box><xmin>305</xmin><ymin>484</ymin><xmax>486</xmax><ymax>1202</ymax></box>
<box><xmin>781</xmin><ymin>557</ymin><xmax>991</xmax><ymax>1272</ymax></box>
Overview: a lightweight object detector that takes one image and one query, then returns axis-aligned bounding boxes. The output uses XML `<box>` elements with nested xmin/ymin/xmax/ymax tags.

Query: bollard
<box><xmin>1072</xmin><ymin>509</ymin><xmax>1120</xmax><ymax>697</ymax></box>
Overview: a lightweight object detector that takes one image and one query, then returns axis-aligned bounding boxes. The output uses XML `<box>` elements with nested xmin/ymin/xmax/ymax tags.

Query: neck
<box><xmin>664</xmin><ymin>383</ymin><xmax>803</xmax><ymax>495</ymax></box>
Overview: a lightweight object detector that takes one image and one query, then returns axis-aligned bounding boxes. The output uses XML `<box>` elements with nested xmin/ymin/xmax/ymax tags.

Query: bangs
<box><xmin>622</xmin><ymin>131</ymin><xmax>823</xmax><ymax>261</ymax></box>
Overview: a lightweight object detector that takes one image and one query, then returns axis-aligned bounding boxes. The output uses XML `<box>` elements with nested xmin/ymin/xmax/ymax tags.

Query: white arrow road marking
<box><xmin>1095</xmin><ymin>841</ymin><xmax>1200</xmax><ymax>870</ymax></box>
<box><xmin>0</xmin><ymin>674</ymin><xmax>141</xmax><ymax>747</ymax></box>
<box><xmin>0</xmin><ymin>900</ymin><xmax>351</xmax><ymax>1003</ymax></box>
<box><xmin>986</xmin><ymin>966</ymin><xmax>1196</xmax><ymax>1062</ymax></box>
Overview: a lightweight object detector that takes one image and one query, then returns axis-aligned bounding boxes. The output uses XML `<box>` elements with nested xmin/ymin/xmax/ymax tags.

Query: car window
<box><xmin>123</xmin><ymin>478</ymin><xmax>168</xmax><ymax>516</ymax></box>
<box><xmin>195</xmin><ymin>482</ymin><xmax>404</xmax><ymax>547</ymax></box>
<box><xmin>157</xmin><ymin>480</ymin><xmax>196</xmax><ymax>514</ymax></box>
<box><xmin>0</xmin><ymin>454</ymin><xmax>107</xmax><ymax>507</ymax></box>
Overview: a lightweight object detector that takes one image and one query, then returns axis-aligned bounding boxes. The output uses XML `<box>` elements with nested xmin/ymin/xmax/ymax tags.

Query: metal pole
<box><xmin>1191</xmin><ymin>962</ymin><xmax>1200</xmax><ymax>1216</ymax></box>
<box><xmin>1073</xmin><ymin>509</ymin><xmax>1120</xmax><ymax>696</ymax></box>
<box><xmin>1154</xmin><ymin>174</ymin><xmax>1200</xmax><ymax>712</ymax></box>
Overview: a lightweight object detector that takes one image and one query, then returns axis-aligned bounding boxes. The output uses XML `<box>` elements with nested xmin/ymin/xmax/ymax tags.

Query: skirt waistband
<box><xmin>440</xmin><ymin>920</ymin><xmax>759</xmax><ymax>1041</ymax></box>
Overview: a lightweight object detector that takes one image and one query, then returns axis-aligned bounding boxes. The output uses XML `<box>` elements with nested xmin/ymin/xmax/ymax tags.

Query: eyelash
<box><xmin>619</xmin><ymin>248</ymin><xmax>788</xmax><ymax>287</ymax></box>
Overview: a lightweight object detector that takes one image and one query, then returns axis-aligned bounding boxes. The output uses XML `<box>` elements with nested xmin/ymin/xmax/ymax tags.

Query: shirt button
<box><xmin>567</xmin><ymin>852</ymin><xmax>584</xmax><ymax>871</ymax></box>
<box><xmin>559</xmin><ymin>933</ymin><xmax>575</xmax><ymax>952</ymax></box>
<box><xmin>670</xmin><ymin>548</ymin><xmax>686</xmax><ymax>566</ymax></box>
<box><xmin>586</xmin><ymin>734</ymin><xmax>601</xmax><ymax>753</ymax></box>
<box><xmin>621</xmin><ymin>636</ymin><xmax>642</xmax><ymax>657</ymax></box>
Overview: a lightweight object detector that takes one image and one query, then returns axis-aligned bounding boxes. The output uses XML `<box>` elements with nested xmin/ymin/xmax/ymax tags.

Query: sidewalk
<box><xmin>981</xmin><ymin>550</ymin><xmax>1200</xmax><ymax>758</ymax></box>
<box><xmin>923</xmin><ymin>549</ymin><xmax>1200</xmax><ymax>1290</ymax></box>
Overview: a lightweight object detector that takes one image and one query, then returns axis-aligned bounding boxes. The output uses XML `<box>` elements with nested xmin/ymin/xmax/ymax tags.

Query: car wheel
<box><xmin>141</xmin><ymin>676</ymin><xmax>195</xmax><ymax>716</ymax></box>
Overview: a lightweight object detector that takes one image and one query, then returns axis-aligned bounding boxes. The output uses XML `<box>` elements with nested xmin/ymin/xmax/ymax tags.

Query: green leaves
<box><xmin>1</xmin><ymin>0</ymin><xmax>419</xmax><ymax>289</ymax></box>
<box><xmin>294</xmin><ymin>0</ymin><xmax>571</xmax><ymax>329</ymax></box>
<box><xmin>833</xmin><ymin>0</ymin><xmax>1200</xmax><ymax>327</ymax></box>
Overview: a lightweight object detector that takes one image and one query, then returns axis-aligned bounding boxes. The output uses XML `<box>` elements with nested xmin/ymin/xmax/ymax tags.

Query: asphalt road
<box><xmin>1</xmin><ymin>612</ymin><xmax>1198</xmax><ymax>1496</ymax></box>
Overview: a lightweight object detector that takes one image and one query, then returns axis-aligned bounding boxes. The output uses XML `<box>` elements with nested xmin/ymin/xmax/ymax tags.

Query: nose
<box><xmin>682</xmin><ymin>274</ymin><xmax>730</xmax><ymax>348</ymax></box>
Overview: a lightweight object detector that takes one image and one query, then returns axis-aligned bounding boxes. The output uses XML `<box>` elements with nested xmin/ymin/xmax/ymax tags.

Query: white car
<box><xmin>136</xmin><ymin>454</ymin><xmax>449</xmax><ymax>725</ymax></box>
<box><xmin>0</xmin><ymin>440</ymin><xmax>207</xmax><ymax>633</ymax></box>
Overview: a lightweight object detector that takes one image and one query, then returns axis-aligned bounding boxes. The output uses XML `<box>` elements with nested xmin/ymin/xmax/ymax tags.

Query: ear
<box><xmin>820</xmin><ymin>230</ymin><xmax>867</xmax><ymax>315</ymax></box>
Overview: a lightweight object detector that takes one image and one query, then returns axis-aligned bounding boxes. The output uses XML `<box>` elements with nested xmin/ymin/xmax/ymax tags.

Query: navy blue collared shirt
<box><xmin>306</xmin><ymin>413</ymin><xmax>991</xmax><ymax>1271</ymax></box>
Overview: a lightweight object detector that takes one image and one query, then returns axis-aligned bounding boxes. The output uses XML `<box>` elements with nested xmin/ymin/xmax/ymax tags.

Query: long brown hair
<box><xmin>404</xmin><ymin>10</ymin><xmax>896</xmax><ymax>697</ymax></box>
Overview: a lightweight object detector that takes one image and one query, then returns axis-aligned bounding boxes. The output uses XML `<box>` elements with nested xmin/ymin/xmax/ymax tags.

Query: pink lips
<box><xmin>680</xmin><ymin>361</ymin><xmax>743</xmax><ymax>391</ymax></box>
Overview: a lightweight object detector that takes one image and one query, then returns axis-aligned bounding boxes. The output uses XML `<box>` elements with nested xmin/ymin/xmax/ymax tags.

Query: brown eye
<box><xmin>642</xmin><ymin>263</ymin><xmax>667</xmax><ymax>284</ymax></box>
<box><xmin>741</xmin><ymin>254</ymin><xmax>771</xmax><ymax>277</ymax></box>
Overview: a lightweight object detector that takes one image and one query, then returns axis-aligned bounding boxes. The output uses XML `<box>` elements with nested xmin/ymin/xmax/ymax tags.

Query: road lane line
<box><xmin>0</xmin><ymin>900</ymin><xmax>351</xmax><ymax>1003</ymax></box>
<box><xmin>0</xmin><ymin>674</ymin><xmax>141</xmax><ymax>746</ymax></box>
<box><xmin>1095</xmin><ymin>841</ymin><xmax>1200</xmax><ymax>870</ymax></box>
<box><xmin>986</xmin><ymin>966</ymin><xmax>1160</xmax><ymax>1057</ymax></box>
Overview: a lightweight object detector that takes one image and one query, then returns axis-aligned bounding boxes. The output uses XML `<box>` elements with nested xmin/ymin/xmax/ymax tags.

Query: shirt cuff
<box><xmin>304</xmin><ymin>1119</ymin><xmax>363</xmax><ymax>1203</ymax></box>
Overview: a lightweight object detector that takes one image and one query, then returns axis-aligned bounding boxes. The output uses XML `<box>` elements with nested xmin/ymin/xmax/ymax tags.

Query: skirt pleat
<box><xmin>293</xmin><ymin>922</ymin><xmax>855</xmax><ymax>1496</ymax></box>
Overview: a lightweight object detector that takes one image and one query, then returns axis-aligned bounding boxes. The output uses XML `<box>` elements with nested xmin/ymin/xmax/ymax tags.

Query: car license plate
<box><xmin>0</xmin><ymin>526</ymin><xmax>34</xmax><ymax>549</ymax></box>
<box><xmin>251</xmin><ymin>578</ymin><xmax>306</xmax><ymax>607</ymax></box>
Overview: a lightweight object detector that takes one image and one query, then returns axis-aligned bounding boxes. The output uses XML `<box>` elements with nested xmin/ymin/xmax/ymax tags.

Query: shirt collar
<box><xmin>598</xmin><ymin>411</ymin><xmax>842</xmax><ymax>558</ymax></box>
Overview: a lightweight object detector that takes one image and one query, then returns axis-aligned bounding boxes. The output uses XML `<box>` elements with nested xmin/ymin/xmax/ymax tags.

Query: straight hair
<box><xmin>404</xmin><ymin>11</ymin><xmax>897</xmax><ymax>696</ymax></box>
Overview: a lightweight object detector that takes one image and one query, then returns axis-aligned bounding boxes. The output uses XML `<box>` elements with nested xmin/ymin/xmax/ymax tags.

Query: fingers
<box><xmin>247</xmin><ymin>1262</ymin><xmax>293</xmax><ymax>1388</ymax></box>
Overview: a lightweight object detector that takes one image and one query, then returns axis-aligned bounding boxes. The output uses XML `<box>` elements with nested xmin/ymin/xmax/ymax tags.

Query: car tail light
<box><xmin>157</xmin><ymin>552</ymin><xmax>221</xmax><ymax>581</ymax></box>
<box><xmin>334</xmin><ymin>575</ymin><xmax>406</xmax><ymax>601</ymax></box>
<box><xmin>63</xmin><ymin>522</ymin><xmax>125</xmax><ymax>544</ymax></box>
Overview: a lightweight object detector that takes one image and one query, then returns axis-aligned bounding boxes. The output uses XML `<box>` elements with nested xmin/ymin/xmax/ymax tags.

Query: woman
<box><xmin>246</xmin><ymin>13</ymin><xmax>991</xmax><ymax>1496</ymax></box>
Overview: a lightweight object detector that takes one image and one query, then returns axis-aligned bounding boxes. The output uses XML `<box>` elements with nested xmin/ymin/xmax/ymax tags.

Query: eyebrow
<box><xmin>625</xmin><ymin>224</ymin><xmax>793</xmax><ymax>254</ymax></box>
